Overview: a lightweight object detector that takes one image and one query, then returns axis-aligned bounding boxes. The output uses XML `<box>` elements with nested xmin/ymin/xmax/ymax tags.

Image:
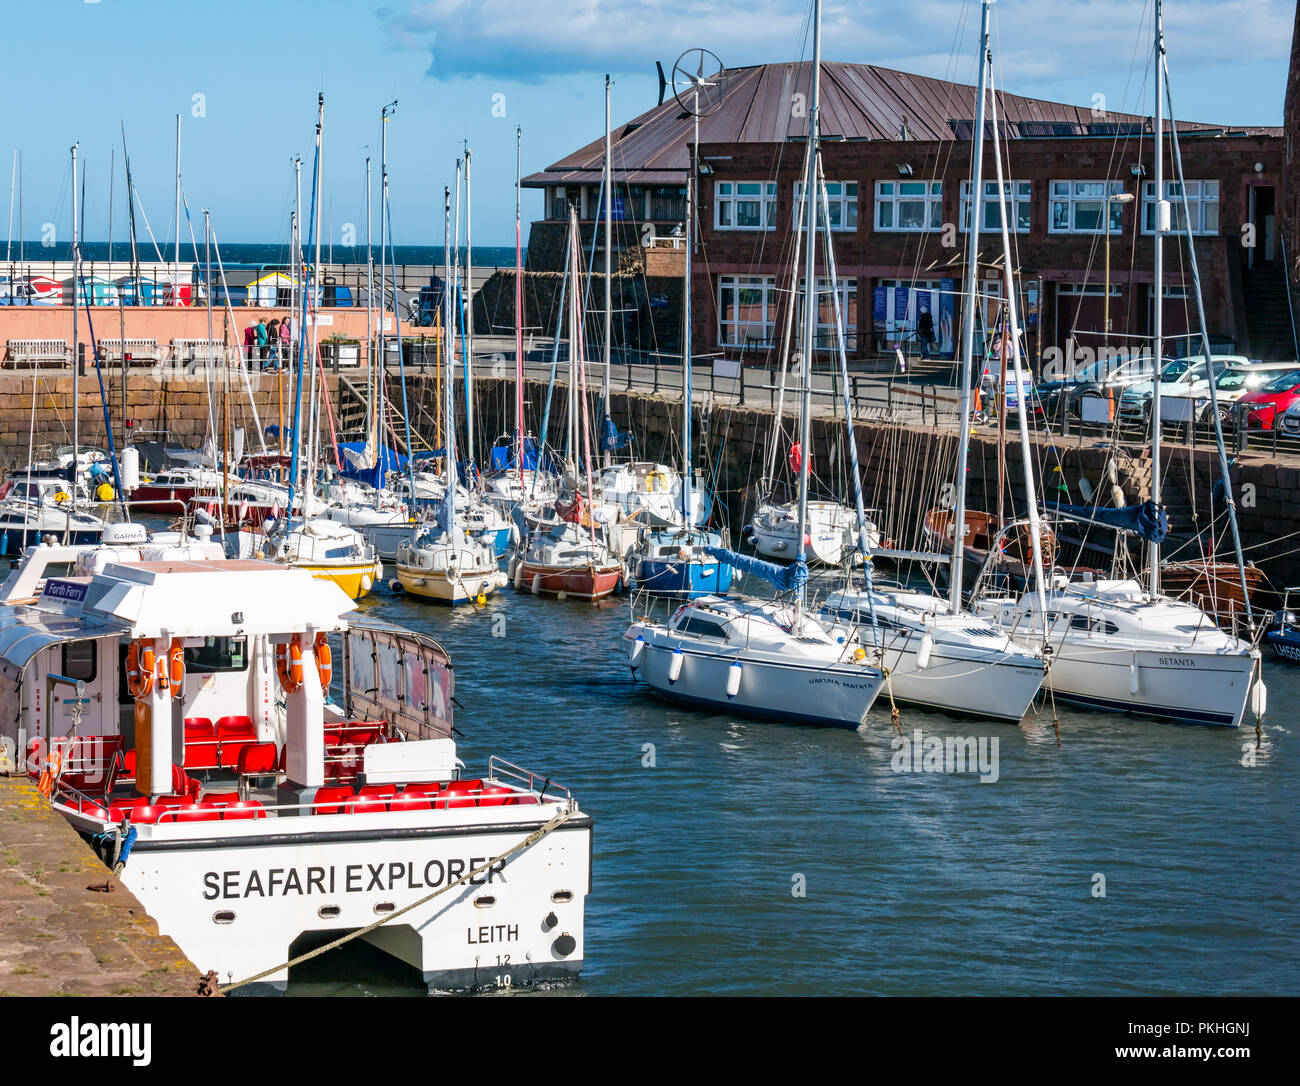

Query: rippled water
<box><xmin>286</xmin><ymin>579</ymin><xmax>1300</xmax><ymax>997</ymax></box>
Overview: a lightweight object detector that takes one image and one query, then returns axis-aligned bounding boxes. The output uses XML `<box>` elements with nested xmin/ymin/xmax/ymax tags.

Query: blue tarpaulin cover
<box><xmin>1046</xmin><ymin>499</ymin><xmax>1168</xmax><ymax>543</ymax></box>
<box><xmin>489</xmin><ymin>436</ymin><xmax>541</xmax><ymax>472</ymax></box>
<box><xmin>600</xmin><ymin>417</ymin><xmax>633</xmax><ymax>452</ymax></box>
<box><xmin>704</xmin><ymin>547</ymin><xmax>808</xmax><ymax>593</ymax></box>
<box><xmin>338</xmin><ymin>442</ymin><xmax>408</xmax><ymax>489</ymax></box>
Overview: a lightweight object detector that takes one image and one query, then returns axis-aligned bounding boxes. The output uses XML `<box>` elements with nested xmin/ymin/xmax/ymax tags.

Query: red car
<box><xmin>1237</xmin><ymin>368</ymin><xmax>1300</xmax><ymax>429</ymax></box>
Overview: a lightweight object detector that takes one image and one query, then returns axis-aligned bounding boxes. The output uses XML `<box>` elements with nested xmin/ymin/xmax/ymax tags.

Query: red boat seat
<box><xmin>236</xmin><ymin>742</ymin><xmax>279</xmax><ymax>776</ymax></box>
<box><xmin>389</xmin><ymin>793</ymin><xmax>432</xmax><ymax>812</ymax></box>
<box><xmin>222</xmin><ymin>800</ymin><xmax>267</xmax><ymax>820</ymax></box>
<box><xmin>216</xmin><ymin>716</ymin><xmax>257</xmax><ymax>768</ymax></box>
<box><xmin>125</xmin><ymin>805</ymin><xmax>165</xmax><ymax>825</ymax></box>
<box><xmin>155</xmin><ymin>795</ymin><xmax>189</xmax><ymax>809</ymax></box>
<box><xmin>119</xmin><ymin>749</ymin><xmax>137</xmax><ymax>784</ymax></box>
<box><xmin>172</xmin><ymin>803</ymin><xmax>222</xmax><ymax>823</ymax></box>
<box><xmin>357</xmin><ymin>783</ymin><xmax>397</xmax><ymax>799</ymax></box>
<box><xmin>478</xmin><ymin>786</ymin><xmax>517</xmax><ymax>808</ymax></box>
<box><xmin>312</xmin><ymin>786</ymin><xmax>354</xmax><ymax>815</ymax></box>
<box><xmin>172</xmin><ymin>765</ymin><xmax>202</xmax><ymax>800</ymax></box>
<box><xmin>184</xmin><ymin>717</ymin><xmax>215</xmax><ymax>738</ymax></box>
<box><xmin>183</xmin><ymin>739</ymin><xmax>220</xmax><ymax>771</ymax></box>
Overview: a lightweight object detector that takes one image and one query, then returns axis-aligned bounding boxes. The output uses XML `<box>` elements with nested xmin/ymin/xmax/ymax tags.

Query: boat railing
<box><xmin>487</xmin><ymin>756</ymin><xmax>574</xmax><ymax>808</ymax></box>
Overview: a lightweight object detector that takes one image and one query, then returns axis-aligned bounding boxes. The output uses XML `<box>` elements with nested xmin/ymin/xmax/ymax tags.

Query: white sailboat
<box><xmin>626</xmin><ymin>22</ymin><xmax>885</xmax><ymax>728</ymax></box>
<box><xmin>970</xmin><ymin>0</ymin><xmax>1264</xmax><ymax>728</ymax></box>
<box><xmin>821</xmin><ymin>0</ymin><xmax>1046</xmax><ymax>724</ymax></box>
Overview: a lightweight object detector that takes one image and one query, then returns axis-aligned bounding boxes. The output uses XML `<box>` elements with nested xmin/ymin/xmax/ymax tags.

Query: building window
<box><xmin>715</xmin><ymin>181</ymin><xmax>777</xmax><ymax>230</ymax></box>
<box><xmin>797</xmin><ymin>277</ymin><xmax>857</xmax><ymax>350</ymax></box>
<box><xmin>874</xmin><ymin>180</ymin><xmax>943</xmax><ymax>232</ymax></box>
<box><xmin>549</xmin><ymin>187</ymin><xmax>574</xmax><ymax>221</ymax></box>
<box><xmin>793</xmin><ymin>181</ymin><xmax>858</xmax><ymax>231</ymax></box>
<box><xmin>650</xmin><ymin>186</ymin><xmax>686</xmax><ymax>222</ymax></box>
<box><xmin>718</xmin><ymin>275</ymin><xmax>778</xmax><ymax>347</ymax></box>
<box><xmin>1142</xmin><ymin>180</ymin><xmax>1219</xmax><ymax>235</ymax></box>
<box><xmin>961</xmin><ymin>180</ymin><xmax>1032</xmax><ymax>232</ymax></box>
<box><xmin>1049</xmin><ymin>181</ymin><xmax>1127</xmax><ymax>233</ymax></box>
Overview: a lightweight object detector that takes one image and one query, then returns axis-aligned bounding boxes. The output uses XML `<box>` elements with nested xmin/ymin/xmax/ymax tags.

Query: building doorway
<box><xmin>1248</xmin><ymin>184</ymin><xmax>1276</xmax><ymax>269</ymax></box>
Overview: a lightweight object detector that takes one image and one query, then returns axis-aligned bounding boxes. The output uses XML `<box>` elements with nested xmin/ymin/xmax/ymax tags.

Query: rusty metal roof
<box><xmin>523</xmin><ymin>60</ymin><xmax>1279</xmax><ymax>188</ymax></box>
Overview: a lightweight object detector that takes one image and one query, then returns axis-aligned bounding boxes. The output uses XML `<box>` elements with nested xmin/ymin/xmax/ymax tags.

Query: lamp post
<box><xmin>1104</xmin><ymin>191</ymin><xmax>1136</xmax><ymax>350</ymax></box>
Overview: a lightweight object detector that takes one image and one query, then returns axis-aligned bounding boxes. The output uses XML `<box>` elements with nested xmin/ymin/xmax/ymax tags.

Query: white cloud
<box><xmin>376</xmin><ymin>0</ymin><xmax>1294</xmax><ymax>94</ymax></box>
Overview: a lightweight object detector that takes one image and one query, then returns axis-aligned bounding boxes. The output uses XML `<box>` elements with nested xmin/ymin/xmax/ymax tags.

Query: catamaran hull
<box><xmin>517</xmin><ymin>562</ymin><xmax>622</xmax><ymax>601</ymax></box>
<box><xmin>107</xmin><ymin>816</ymin><xmax>592</xmax><ymax>993</ymax></box>
<box><xmin>1031</xmin><ymin>642</ymin><xmax>1258</xmax><ymax>727</ymax></box>
<box><xmin>631</xmin><ymin>638</ymin><xmax>882</xmax><ymax>728</ymax></box>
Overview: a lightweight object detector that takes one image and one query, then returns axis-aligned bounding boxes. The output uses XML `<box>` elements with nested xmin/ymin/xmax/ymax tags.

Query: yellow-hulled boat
<box><xmin>266</xmin><ymin>518</ymin><xmax>384</xmax><ymax>600</ymax></box>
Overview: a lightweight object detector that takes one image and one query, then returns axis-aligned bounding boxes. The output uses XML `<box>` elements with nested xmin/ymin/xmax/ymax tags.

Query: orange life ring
<box><xmin>314</xmin><ymin>633</ymin><xmax>332</xmax><ymax>690</ymax></box>
<box><xmin>125</xmin><ymin>640</ymin><xmax>155</xmax><ymax>700</ymax></box>
<box><xmin>168</xmin><ymin>638</ymin><xmax>186</xmax><ymax>690</ymax></box>
<box><xmin>37</xmin><ymin>749</ymin><xmax>63</xmax><ymax>797</ymax></box>
<box><xmin>276</xmin><ymin>637</ymin><xmax>304</xmax><ymax>694</ymax></box>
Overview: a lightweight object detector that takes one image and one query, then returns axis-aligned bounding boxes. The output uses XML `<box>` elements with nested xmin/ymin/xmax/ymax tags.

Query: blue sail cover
<box><xmin>338</xmin><ymin>442</ymin><xmax>408</xmax><ymax>489</ymax></box>
<box><xmin>704</xmin><ymin>547</ymin><xmax>808</xmax><ymax>593</ymax></box>
<box><xmin>600</xmin><ymin>417</ymin><xmax>633</xmax><ymax>452</ymax></box>
<box><xmin>1046</xmin><ymin>499</ymin><xmax>1168</xmax><ymax>543</ymax></box>
<box><xmin>488</xmin><ymin>436</ymin><xmax>541</xmax><ymax>473</ymax></box>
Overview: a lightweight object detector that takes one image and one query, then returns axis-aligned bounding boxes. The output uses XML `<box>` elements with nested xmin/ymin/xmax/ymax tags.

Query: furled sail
<box><xmin>703</xmin><ymin>547</ymin><xmax>808</xmax><ymax>593</ymax></box>
<box><xmin>1046</xmin><ymin>499</ymin><xmax>1168</xmax><ymax>543</ymax></box>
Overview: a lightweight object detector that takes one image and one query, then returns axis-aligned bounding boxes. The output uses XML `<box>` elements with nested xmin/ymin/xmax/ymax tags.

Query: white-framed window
<box><xmin>1142</xmin><ymin>180</ymin><xmax>1219</xmax><ymax>235</ymax></box>
<box><xmin>1049</xmin><ymin>180</ymin><xmax>1128</xmax><ymax>234</ymax></box>
<box><xmin>961</xmin><ymin>180</ymin><xmax>1032</xmax><ymax>233</ymax></box>
<box><xmin>714</xmin><ymin>181</ymin><xmax>777</xmax><ymax>230</ymax></box>
<box><xmin>874</xmin><ymin>180</ymin><xmax>943</xmax><ymax>231</ymax></box>
<box><xmin>792</xmin><ymin>181</ymin><xmax>859</xmax><ymax>231</ymax></box>
<box><xmin>718</xmin><ymin>275</ymin><xmax>779</xmax><ymax>347</ymax></box>
<box><xmin>796</xmin><ymin>277</ymin><xmax>858</xmax><ymax>351</ymax></box>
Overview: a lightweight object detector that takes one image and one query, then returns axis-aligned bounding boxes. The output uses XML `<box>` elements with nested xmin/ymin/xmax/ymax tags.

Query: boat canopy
<box><xmin>345</xmin><ymin>615</ymin><xmax>454</xmax><ymax>742</ymax></box>
<box><xmin>704</xmin><ymin>547</ymin><xmax>808</xmax><ymax>593</ymax></box>
<box><xmin>338</xmin><ymin>441</ymin><xmax>408</xmax><ymax>489</ymax></box>
<box><xmin>1046</xmin><ymin>499</ymin><xmax>1168</xmax><ymax>543</ymax></box>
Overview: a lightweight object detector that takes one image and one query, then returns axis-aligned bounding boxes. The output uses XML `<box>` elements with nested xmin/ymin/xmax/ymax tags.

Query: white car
<box><xmin>1188</xmin><ymin>363</ymin><xmax>1298</xmax><ymax>423</ymax></box>
<box><xmin>1117</xmin><ymin>354</ymin><xmax>1251</xmax><ymax>421</ymax></box>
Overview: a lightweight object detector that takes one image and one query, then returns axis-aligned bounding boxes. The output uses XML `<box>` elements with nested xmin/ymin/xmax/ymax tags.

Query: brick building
<box><xmin>525</xmin><ymin>61</ymin><xmax>1286</xmax><ymax>367</ymax></box>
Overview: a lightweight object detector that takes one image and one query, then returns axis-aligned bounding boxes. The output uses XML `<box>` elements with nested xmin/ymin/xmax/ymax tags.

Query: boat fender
<box><xmin>531</xmin><ymin>573</ymin><xmax>541</xmax><ymax>595</ymax></box>
<box><xmin>1129</xmin><ymin>660</ymin><xmax>1140</xmax><ymax>695</ymax></box>
<box><xmin>916</xmin><ymin>631</ymin><xmax>934</xmax><ymax>670</ymax></box>
<box><xmin>360</xmin><ymin>574</ymin><xmax>373</xmax><ymax>595</ymax></box>
<box><xmin>388</xmin><ymin>579</ymin><xmax>405</xmax><ymax>595</ymax></box>
<box><xmin>125</xmin><ymin>640</ymin><xmax>155</xmax><ymax>700</ymax></box>
<box><xmin>667</xmin><ymin>648</ymin><xmax>684</xmax><ymax>684</ymax></box>
<box><xmin>314</xmin><ymin>633</ymin><xmax>333</xmax><ymax>689</ymax></box>
<box><xmin>628</xmin><ymin>635</ymin><xmax>645</xmax><ymax>667</ymax></box>
<box><xmin>1251</xmin><ymin>680</ymin><xmax>1268</xmax><ymax>719</ymax></box>
<box><xmin>512</xmin><ymin>562</ymin><xmax>524</xmax><ymax>591</ymax></box>
<box><xmin>726</xmin><ymin>660</ymin><xmax>742</xmax><ymax>699</ymax></box>
<box><xmin>276</xmin><ymin>637</ymin><xmax>305</xmax><ymax>694</ymax></box>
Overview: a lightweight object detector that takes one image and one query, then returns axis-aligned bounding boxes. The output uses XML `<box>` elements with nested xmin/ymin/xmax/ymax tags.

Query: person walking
<box><xmin>254</xmin><ymin>318</ymin><xmax>269</xmax><ymax>368</ymax></box>
<box><xmin>917</xmin><ymin>305</ymin><xmax>935</xmax><ymax>361</ymax></box>
<box><xmin>266</xmin><ymin>319</ymin><xmax>281</xmax><ymax>369</ymax></box>
<box><xmin>243</xmin><ymin>324</ymin><xmax>257</xmax><ymax>366</ymax></box>
<box><xmin>279</xmin><ymin>315</ymin><xmax>292</xmax><ymax>369</ymax></box>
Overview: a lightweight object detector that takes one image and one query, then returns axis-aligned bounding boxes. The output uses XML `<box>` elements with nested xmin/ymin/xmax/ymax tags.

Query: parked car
<box><xmin>1037</xmin><ymin>355</ymin><xmax>1156</xmax><ymax>421</ymax></box>
<box><xmin>1187</xmin><ymin>363</ymin><xmax>1299</xmax><ymax>423</ymax></box>
<box><xmin>1117</xmin><ymin>354</ymin><xmax>1251</xmax><ymax>422</ymax></box>
<box><xmin>1236</xmin><ymin>367</ymin><xmax>1300</xmax><ymax>430</ymax></box>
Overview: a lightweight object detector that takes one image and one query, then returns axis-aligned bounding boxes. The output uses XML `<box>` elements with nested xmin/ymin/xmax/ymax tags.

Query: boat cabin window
<box><xmin>1070</xmin><ymin>614</ymin><xmax>1092</xmax><ymax>631</ymax></box>
<box><xmin>185</xmin><ymin>635</ymin><xmax>249</xmax><ymax>674</ymax></box>
<box><xmin>61</xmin><ymin>640</ymin><xmax>97</xmax><ymax>683</ymax></box>
<box><xmin>678</xmin><ymin>615</ymin><xmax>728</xmax><ymax>640</ymax></box>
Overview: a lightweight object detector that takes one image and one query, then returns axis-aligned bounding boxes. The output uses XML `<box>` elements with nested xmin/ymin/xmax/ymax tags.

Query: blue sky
<box><xmin>5</xmin><ymin>0</ymin><xmax>1293</xmax><ymax>247</ymax></box>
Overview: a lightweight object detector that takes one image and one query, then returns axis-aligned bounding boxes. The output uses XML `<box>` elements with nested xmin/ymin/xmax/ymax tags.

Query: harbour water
<box><xmin>290</xmin><ymin>583</ymin><xmax>1299</xmax><ymax>997</ymax></box>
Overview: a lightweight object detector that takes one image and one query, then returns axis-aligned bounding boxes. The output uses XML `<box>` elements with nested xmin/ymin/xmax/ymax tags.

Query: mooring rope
<box><xmin>217</xmin><ymin>806</ymin><xmax>576</xmax><ymax>995</ymax></box>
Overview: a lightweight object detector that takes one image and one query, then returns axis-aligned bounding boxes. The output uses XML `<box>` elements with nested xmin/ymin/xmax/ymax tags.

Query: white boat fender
<box><xmin>916</xmin><ymin>631</ymin><xmax>934</xmax><ymax>670</ymax></box>
<box><xmin>531</xmin><ymin>573</ymin><xmax>542</xmax><ymax>595</ymax></box>
<box><xmin>726</xmin><ymin>660</ymin><xmax>742</xmax><ymax>699</ymax></box>
<box><xmin>628</xmin><ymin>635</ymin><xmax>645</xmax><ymax>667</ymax></box>
<box><xmin>1251</xmin><ymin>680</ymin><xmax>1268</xmax><ymax>719</ymax></box>
<box><xmin>667</xmin><ymin>648</ymin><xmax>684</xmax><ymax>684</ymax></box>
<box><xmin>1129</xmin><ymin>660</ymin><xmax>1140</xmax><ymax>695</ymax></box>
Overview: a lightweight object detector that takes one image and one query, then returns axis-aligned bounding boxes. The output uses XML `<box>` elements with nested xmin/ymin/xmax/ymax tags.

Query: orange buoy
<box><xmin>276</xmin><ymin>637</ymin><xmax>305</xmax><ymax>694</ymax></box>
<box><xmin>125</xmin><ymin>640</ymin><xmax>155</xmax><ymax>699</ymax></box>
<box><xmin>314</xmin><ymin>632</ymin><xmax>332</xmax><ymax>690</ymax></box>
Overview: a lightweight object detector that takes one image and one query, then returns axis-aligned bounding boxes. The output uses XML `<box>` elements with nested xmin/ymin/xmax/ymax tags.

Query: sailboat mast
<box><xmin>6</xmin><ymin>149</ymin><xmax>14</xmax><ymax>264</ymax></box>
<box><xmin>949</xmin><ymin>0</ymin><xmax>992</xmax><ymax>614</ymax></box>
<box><xmin>379</xmin><ymin>102</ymin><xmax>395</xmax><ymax>396</ymax></box>
<box><xmin>682</xmin><ymin>90</ymin><xmax>698</xmax><ymax>528</ymax></box>
<box><xmin>70</xmin><ymin>142</ymin><xmax>80</xmax><ymax>494</ymax></box>
<box><xmin>515</xmin><ymin>125</ymin><xmax>525</xmax><ymax>482</ymax></box>
<box><xmin>365</xmin><ymin>156</ymin><xmax>375</xmax><ymax>449</ymax></box>
<box><xmin>465</xmin><ymin>143</ymin><xmax>476</xmax><ymax>476</ymax></box>
<box><xmin>794</xmin><ymin>0</ymin><xmax>822</xmax><ymax>622</ymax></box>
<box><xmin>603</xmin><ymin>73</ymin><xmax>613</xmax><ymax>461</ymax></box>
<box><xmin>1149</xmin><ymin>0</ymin><xmax>1165</xmax><ymax>597</ymax></box>
<box><xmin>173</xmin><ymin>114</ymin><xmax>181</xmax><ymax>308</ymax></box>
